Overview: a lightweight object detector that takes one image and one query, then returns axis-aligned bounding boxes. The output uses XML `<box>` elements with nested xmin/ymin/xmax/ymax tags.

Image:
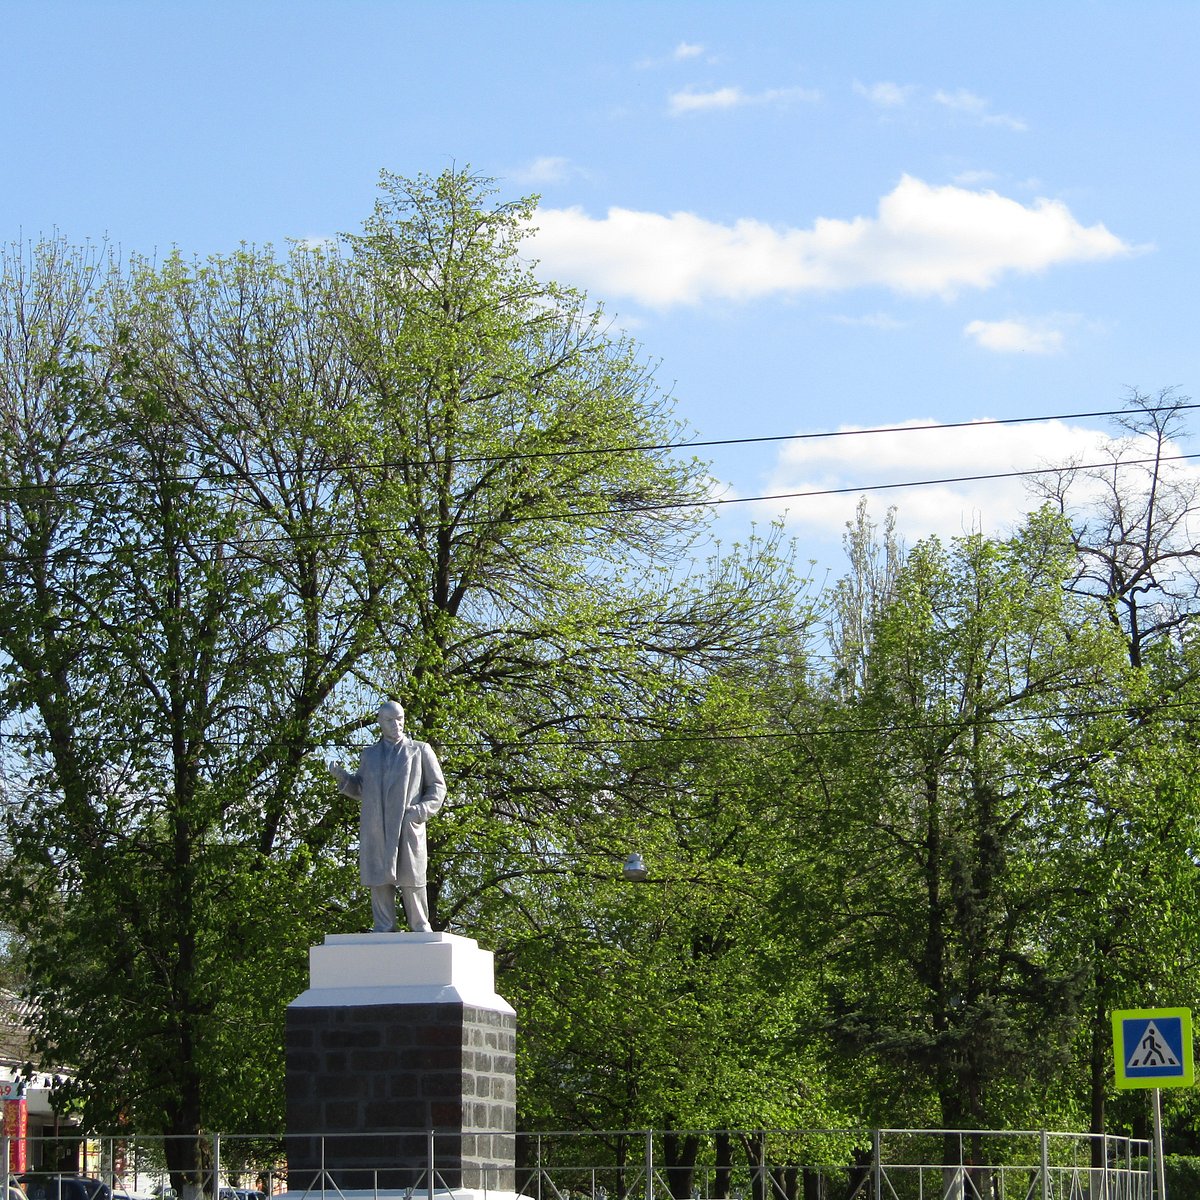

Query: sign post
<box><xmin>1112</xmin><ymin>1008</ymin><xmax>1195</xmax><ymax>1200</ymax></box>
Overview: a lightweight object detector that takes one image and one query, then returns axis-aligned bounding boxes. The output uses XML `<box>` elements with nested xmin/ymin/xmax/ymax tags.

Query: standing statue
<box><xmin>328</xmin><ymin>700</ymin><xmax>447</xmax><ymax>933</ymax></box>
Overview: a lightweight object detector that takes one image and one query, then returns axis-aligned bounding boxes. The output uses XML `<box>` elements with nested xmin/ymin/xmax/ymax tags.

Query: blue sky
<box><xmin>6</xmin><ymin>0</ymin><xmax>1199</xmax><ymax>573</ymax></box>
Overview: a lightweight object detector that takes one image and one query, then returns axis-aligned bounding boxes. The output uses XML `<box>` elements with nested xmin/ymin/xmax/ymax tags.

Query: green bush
<box><xmin>1129</xmin><ymin>1155</ymin><xmax>1200</xmax><ymax>1200</ymax></box>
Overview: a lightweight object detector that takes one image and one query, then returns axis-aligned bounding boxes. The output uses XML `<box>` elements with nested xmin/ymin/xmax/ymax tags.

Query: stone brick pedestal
<box><xmin>285</xmin><ymin>932</ymin><xmax>516</xmax><ymax>1194</ymax></box>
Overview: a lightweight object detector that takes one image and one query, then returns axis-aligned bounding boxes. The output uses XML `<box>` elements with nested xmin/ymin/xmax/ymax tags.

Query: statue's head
<box><xmin>378</xmin><ymin>700</ymin><xmax>405</xmax><ymax>742</ymax></box>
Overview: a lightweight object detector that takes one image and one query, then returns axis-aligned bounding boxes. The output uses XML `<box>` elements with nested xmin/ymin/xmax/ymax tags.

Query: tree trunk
<box><xmin>164</xmin><ymin>1133</ymin><xmax>205</xmax><ymax>1200</ymax></box>
<box><xmin>713</xmin><ymin>1131</ymin><xmax>733</xmax><ymax>1200</ymax></box>
<box><xmin>738</xmin><ymin>1133</ymin><xmax>767</xmax><ymax>1200</ymax></box>
<box><xmin>663</xmin><ymin>1131</ymin><xmax>700</xmax><ymax>1200</ymax></box>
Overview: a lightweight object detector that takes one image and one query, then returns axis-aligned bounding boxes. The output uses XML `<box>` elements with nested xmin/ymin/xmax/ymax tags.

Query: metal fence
<box><xmin>515</xmin><ymin>1129</ymin><xmax>1150</xmax><ymax>1200</ymax></box>
<box><xmin>0</xmin><ymin>1128</ymin><xmax>1152</xmax><ymax>1200</ymax></box>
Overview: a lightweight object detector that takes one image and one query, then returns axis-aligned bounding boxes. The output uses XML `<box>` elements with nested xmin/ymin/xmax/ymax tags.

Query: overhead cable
<box><xmin>2</xmin><ymin>448</ymin><xmax>1197</xmax><ymax>567</ymax></box>
<box><xmin>0</xmin><ymin>403</ymin><xmax>1193</xmax><ymax>498</ymax></box>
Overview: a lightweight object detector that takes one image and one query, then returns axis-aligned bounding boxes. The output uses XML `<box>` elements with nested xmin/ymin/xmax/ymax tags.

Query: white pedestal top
<box><xmin>279</xmin><ymin>1191</ymin><xmax>527</xmax><ymax>1200</ymax></box>
<box><xmin>289</xmin><ymin>931</ymin><xmax>514</xmax><ymax>1013</ymax></box>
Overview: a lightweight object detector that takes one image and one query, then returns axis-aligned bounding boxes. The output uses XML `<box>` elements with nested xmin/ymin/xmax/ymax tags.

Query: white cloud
<box><xmin>669</xmin><ymin>86</ymin><xmax>743</xmax><ymax>113</ymax></box>
<box><xmin>854</xmin><ymin>80</ymin><xmax>915</xmax><ymax>108</ymax></box>
<box><xmin>934</xmin><ymin>87</ymin><xmax>1027</xmax><ymax>131</ymax></box>
<box><xmin>753</xmin><ymin>419</ymin><xmax>1200</xmax><ymax>550</ymax></box>
<box><xmin>952</xmin><ymin>169</ymin><xmax>998</xmax><ymax>187</ymax></box>
<box><xmin>637</xmin><ymin>42</ymin><xmax>708</xmax><ymax>69</ymax></box>
<box><xmin>667</xmin><ymin>84</ymin><xmax>820</xmax><ymax>115</ymax></box>
<box><xmin>857</xmin><ymin>84</ymin><xmax>1025</xmax><ymax>130</ymax></box>
<box><xmin>965</xmin><ymin>318</ymin><xmax>1065</xmax><ymax>354</ymax></box>
<box><xmin>829</xmin><ymin>312</ymin><xmax>908</xmax><ymax>330</ymax></box>
<box><xmin>508</xmin><ymin>156</ymin><xmax>575</xmax><ymax>186</ymax></box>
<box><xmin>525</xmin><ymin>176</ymin><xmax>1137</xmax><ymax>308</ymax></box>
<box><xmin>983</xmin><ymin>112</ymin><xmax>1028</xmax><ymax>132</ymax></box>
<box><xmin>934</xmin><ymin>88</ymin><xmax>988</xmax><ymax>114</ymax></box>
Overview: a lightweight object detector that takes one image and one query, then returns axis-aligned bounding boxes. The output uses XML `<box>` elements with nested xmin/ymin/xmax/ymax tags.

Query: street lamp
<box><xmin>622</xmin><ymin>852</ymin><xmax>648</xmax><ymax>882</ymax></box>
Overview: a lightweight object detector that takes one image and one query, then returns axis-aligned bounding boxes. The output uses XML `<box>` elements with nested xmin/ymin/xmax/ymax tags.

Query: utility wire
<box><xmin>0</xmin><ymin>403</ymin><xmax>1193</xmax><ymax>498</ymax></box>
<box><xmin>430</xmin><ymin>701</ymin><xmax>1200</xmax><ymax>751</ymax></box>
<box><xmin>26</xmin><ymin>694</ymin><xmax>1200</xmax><ymax>757</ymax></box>
<box><xmin>673</xmin><ymin>452</ymin><xmax>1200</xmax><ymax>514</ymax></box>
<box><xmin>2</xmin><ymin>448</ymin><xmax>1197</xmax><ymax>567</ymax></box>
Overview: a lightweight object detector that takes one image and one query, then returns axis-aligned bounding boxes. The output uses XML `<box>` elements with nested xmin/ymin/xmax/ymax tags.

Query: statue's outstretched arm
<box><xmin>328</xmin><ymin>760</ymin><xmax>362</xmax><ymax>797</ymax></box>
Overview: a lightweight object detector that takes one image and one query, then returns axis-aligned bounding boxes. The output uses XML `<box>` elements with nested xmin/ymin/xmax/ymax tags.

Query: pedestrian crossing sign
<box><xmin>1112</xmin><ymin>1008</ymin><xmax>1194</xmax><ymax>1089</ymax></box>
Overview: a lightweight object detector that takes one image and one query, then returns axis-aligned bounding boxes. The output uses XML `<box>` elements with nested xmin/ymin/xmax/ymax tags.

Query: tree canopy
<box><xmin>2</xmin><ymin>171</ymin><xmax>1200</xmax><ymax>1192</ymax></box>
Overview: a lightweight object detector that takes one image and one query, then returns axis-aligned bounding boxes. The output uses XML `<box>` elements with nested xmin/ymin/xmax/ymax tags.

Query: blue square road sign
<box><xmin>1112</xmin><ymin>1008</ymin><xmax>1194</xmax><ymax>1089</ymax></box>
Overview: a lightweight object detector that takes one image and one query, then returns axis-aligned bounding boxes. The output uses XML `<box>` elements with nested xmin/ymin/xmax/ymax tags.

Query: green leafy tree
<box><xmin>0</xmin><ymin>172</ymin><xmax>802</xmax><ymax>1183</ymax></box>
<box><xmin>1031</xmin><ymin>394</ymin><xmax>1200</xmax><ymax>1151</ymax></box>
<box><xmin>319</xmin><ymin>170</ymin><xmax>801</xmax><ymax>937</ymax></box>
<box><xmin>501</xmin><ymin>666</ymin><xmax>853</xmax><ymax>1197</ymax></box>
<box><xmin>787</xmin><ymin>511</ymin><xmax>1135</xmax><ymax>1136</ymax></box>
<box><xmin>0</xmin><ymin>242</ymin><xmax>369</xmax><ymax>1191</ymax></box>
<box><xmin>1061</xmin><ymin>693</ymin><xmax>1200</xmax><ymax>1151</ymax></box>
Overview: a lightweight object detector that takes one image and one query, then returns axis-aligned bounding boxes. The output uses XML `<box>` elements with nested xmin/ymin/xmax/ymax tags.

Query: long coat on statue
<box><xmin>337</xmin><ymin>737</ymin><xmax>447</xmax><ymax>887</ymax></box>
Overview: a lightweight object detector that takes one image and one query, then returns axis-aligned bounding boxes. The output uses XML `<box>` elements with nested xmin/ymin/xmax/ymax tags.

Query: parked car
<box><xmin>17</xmin><ymin>1175</ymin><xmax>111</xmax><ymax>1200</ymax></box>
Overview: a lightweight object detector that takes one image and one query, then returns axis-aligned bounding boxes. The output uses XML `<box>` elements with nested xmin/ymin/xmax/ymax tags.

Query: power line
<box><xmin>658</xmin><ymin>403</ymin><xmax>1200</xmax><ymax>455</ymax></box>
<box><xmin>0</xmin><ymin>403</ymin><xmax>1193</xmax><ymax>499</ymax></box>
<box><xmin>708</xmin><ymin>451</ymin><xmax>1200</xmax><ymax>511</ymax></box>
<box><xmin>2</xmin><ymin>448</ymin><xmax>1196</xmax><ymax>567</ymax></box>
<box><xmin>419</xmin><ymin>696</ymin><xmax>1200</xmax><ymax>750</ymax></box>
<box><xmin>8</xmin><ymin>693</ymin><xmax>1192</xmax><ymax>758</ymax></box>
